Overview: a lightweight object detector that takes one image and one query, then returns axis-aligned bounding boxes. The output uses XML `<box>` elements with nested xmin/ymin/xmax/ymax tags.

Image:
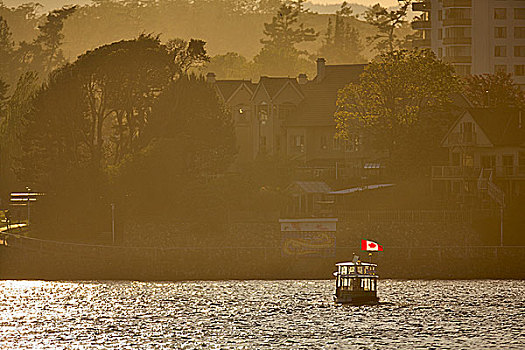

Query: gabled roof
<box><xmin>253</xmin><ymin>77</ymin><xmax>303</xmax><ymax>101</ymax></box>
<box><xmin>468</xmin><ymin>108</ymin><xmax>525</xmax><ymax>147</ymax></box>
<box><xmin>287</xmin><ymin>64</ymin><xmax>366</xmax><ymax>126</ymax></box>
<box><xmin>442</xmin><ymin>108</ymin><xmax>525</xmax><ymax>147</ymax></box>
<box><xmin>215</xmin><ymin>80</ymin><xmax>255</xmax><ymax>102</ymax></box>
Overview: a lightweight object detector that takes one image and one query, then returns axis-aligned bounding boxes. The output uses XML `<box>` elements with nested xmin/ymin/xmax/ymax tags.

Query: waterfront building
<box><xmin>412</xmin><ymin>0</ymin><xmax>525</xmax><ymax>87</ymax></box>
<box><xmin>207</xmin><ymin>59</ymin><xmax>386</xmax><ymax>178</ymax></box>
<box><xmin>432</xmin><ymin>107</ymin><xmax>525</xmax><ymax>206</ymax></box>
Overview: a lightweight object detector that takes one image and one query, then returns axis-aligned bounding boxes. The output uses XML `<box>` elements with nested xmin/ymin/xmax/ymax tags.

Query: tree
<box><xmin>462</xmin><ymin>71</ymin><xmax>525</xmax><ymax>108</ymax></box>
<box><xmin>334</xmin><ymin>49</ymin><xmax>459</xmax><ymax>173</ymax></box>
<box><xmin>319</xmin><ymin>2</ymin><xmax>365</xmax><ymax>64</ymax></box>
<box><xmin>166</xmin><ymin>38</ymin><xmax>210</xmax><ymax>78</ymax></box>
<box><xmin>0</xmin><ymin>72</ymin><xmax>38</xmax><ymax>197</ymax></box>
<box><xmin>205</xmin><ymin>52</ymin><xmax>253</xmax><ymax>79</ymax></box>
<box><xmin>254</xmin><ymin>3</ymin><xmax>318</xmax><ymax>76</ymax></box>
<box><xmin>364</xmin><ymin>1</ymin><xmax>412</xmax><ymax>53</ymax></box>
<box><xmin>0</xmin><ymin>15</ymin><xmax>14</xmax><ymax>85</ymax></box>
<box><xmin>13</xmin><ymin>6</ymin><xmax>76</xmax><ymax>80</ymax></box>
<box><xmin>116</xmin><ymin>75</ymin><xmax>236</xmax><ymax>218</ymax></box>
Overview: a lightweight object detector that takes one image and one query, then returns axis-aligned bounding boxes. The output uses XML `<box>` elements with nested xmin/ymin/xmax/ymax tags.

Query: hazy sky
<box><xmin>2</xmin><ymin>0</ymin><xmax>400</xmax><ymax>10</ymax></box>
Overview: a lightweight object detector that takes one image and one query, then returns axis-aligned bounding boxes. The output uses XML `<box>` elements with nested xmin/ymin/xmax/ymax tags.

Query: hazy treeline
<box><xmin>0</xmin><ymin>0</ymin><xmax>416</xmax><ymax>80</ymax></box>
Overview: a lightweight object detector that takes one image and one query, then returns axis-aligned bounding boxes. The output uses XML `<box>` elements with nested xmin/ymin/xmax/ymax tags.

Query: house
<box><xmin>432</xmin><ymin>108</ymin><xmax>525</xmax><ymax>206</ymax></box>
<box><xmin>207</xmin><ymin>59</ymin><xmax>383</xmax><ymax>178</ymax></box>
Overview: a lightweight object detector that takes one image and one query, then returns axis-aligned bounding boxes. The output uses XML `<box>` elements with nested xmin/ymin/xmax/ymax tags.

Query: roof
<box><xmin>215</xmin><ymin>80</ymin><xmax>254</xmax><ymax>101</ymax></box>
<box><xmin>329</xmin><ymin>184</ymin><xmax>394</xmax><ymax>195</ymax></box>
<box><xmin>288</xmin><ymin>181</ymin><xmax>332</xmax><ymax>194</ymax></box>
<box><xmin>336</xmin><ymin>262</ymin><xmax>377</xmax><ymax>266</ymax></box>
<box><xmin>469</xmin><ymin>108</ymin><xmax>525</xmax><ymax>146</ymax></box>
<box><xmin>286</xmin><ymin>64</ymin><xmax>366</xmax><ymax>127</ymax></box>
<box><xmin>255</xmin><ymin>76</ymin><xmax>303</xmax><ymax>100</ymax></box>
<box><xmin>450</xmin><ymin>108</ymin><xmax>525</xmax><ymax>147</ymax></box>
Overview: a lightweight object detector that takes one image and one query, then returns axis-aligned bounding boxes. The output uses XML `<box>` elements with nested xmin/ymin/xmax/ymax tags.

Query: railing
<box><xmin>412</xmin><ymin>1</ymin><xmax>431</xmax><ymax>11</ymax></box>
<box><xmin>334</xmin><ymin>209</ymin><xmax>490</xmax><ymax>223</ymax></box>
<box><xmin>411</xmin><ymin>20</ymin><xmax>431</xmax><ymax>30</ymax></box>
<box><xmin>442</xmin><ymin>0</ymin><xmax>471</xmax><ymax>7</ymax></box>
<box><xmin>442</xmin><ymin>18</ymin><xmax>472</xmax><ymax>26</ymax></box>
<box><xmin>443</xmin><ymin>37</ymin><xmax>472</xmax><ymax>45</ymax></box>
<box><xmin>433</xmin><ymin>166</ymin><xmax>525</xmax><ymax>179</ymax></box>
<box><xmin>432</xmin><ymin>166</ymin><xmax>480</xmax><ymax>178</ymax></box>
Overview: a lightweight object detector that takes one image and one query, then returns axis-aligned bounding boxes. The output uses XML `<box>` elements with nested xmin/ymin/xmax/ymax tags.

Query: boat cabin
<box><xmin>334</xmin><ymin>261</ymin><xmax>379</xmax><ymax>305</ymax></box>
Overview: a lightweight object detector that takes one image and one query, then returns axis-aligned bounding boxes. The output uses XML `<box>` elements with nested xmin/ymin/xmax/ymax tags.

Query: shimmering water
<box><xmin>0</xmin><ymin>280</ymin><xmax>524</xmax><ymax>349</ymax></box>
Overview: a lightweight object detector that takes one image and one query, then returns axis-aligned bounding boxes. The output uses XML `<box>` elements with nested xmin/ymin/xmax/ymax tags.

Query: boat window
<box><xmin>342</xmin><ymin>266</ymin><xmax>347</xmax><ymax>274</ymax></box>
<box><xmin>357</xmin><ymin>266</ymin><xmax>363</xmax><ymax>274</ymax></box>
<box><xmin>371</xmin><ymin>279</ymin><xmax>376</xmax><ymax>291</ymax></box>
<box><xmin>349</xmin><ymin>266</ymin><xmax>355</xmax><ymax>273</ymax></box>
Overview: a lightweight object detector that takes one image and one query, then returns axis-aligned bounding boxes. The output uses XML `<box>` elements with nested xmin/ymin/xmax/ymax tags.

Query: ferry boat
<box><xmin>333</xmin><ymin>258</ymin><xmax>379</xmax><ymax>305</ymax></box>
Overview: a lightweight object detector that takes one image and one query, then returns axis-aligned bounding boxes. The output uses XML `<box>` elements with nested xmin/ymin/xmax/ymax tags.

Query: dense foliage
<box><xmin>335</xmin><ymin>49</ymin><xmax>460</xmax><ymax>173</ymax></box>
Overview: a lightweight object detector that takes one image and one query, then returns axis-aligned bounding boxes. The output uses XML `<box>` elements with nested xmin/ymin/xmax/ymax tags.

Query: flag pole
<box><xmin>369</xmin><ymin>252</ymin><xmax>372</xmax><ymax>264</ymax></box>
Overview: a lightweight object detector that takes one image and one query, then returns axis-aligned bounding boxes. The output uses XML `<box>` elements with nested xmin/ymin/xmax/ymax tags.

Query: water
<box><xmin>0</xmin><ymin>280</ymin><xmax>524</xmax><ymax>349</ymax></box>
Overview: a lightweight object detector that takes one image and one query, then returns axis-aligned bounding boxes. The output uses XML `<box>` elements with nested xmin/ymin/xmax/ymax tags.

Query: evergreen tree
<box><xmin>319</xmin><ymin>2</ymin><xmax>365</xmax><ymax>64</ymax></box>
<box><xmin>364</xmin><ymin>0</ymin><xmax>411</xmax><ymax>53</ymax></box>
<box><xmin>254</xmin><ymin>3</ymin><xmax>318</xmax><ymax>76</ymax></box>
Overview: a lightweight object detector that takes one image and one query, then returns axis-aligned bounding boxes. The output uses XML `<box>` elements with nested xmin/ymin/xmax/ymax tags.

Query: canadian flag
<box><xmin>361</xmin><ymin>239</ymin><xmax>383</xmax><ymax>251</ymax></box>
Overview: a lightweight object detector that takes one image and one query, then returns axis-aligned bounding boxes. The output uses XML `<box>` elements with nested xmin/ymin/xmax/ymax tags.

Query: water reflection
<box><xmin>0</xmin><ymin>280</ymin><xmax>523</xmax><ymax>349</ymax></box>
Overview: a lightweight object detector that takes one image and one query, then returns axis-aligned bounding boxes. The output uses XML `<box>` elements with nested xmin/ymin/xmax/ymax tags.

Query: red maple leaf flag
<box><xmin>361</xmin><ymin>239</ymin><xmax>383</xmax><ymax>251</ymax></box>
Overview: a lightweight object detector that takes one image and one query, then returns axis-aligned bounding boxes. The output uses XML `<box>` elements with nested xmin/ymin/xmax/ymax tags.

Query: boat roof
<box><xmin>336</xmin><ymin>262</ymin><xmax>377</xmax><ymax>267</ymax></box>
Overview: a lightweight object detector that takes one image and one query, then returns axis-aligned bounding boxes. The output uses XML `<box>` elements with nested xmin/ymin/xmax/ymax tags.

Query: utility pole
<box><xmin>111</xmin><ymin>203</ymin><xmax>115</xmax><ymax>245</ymax></box>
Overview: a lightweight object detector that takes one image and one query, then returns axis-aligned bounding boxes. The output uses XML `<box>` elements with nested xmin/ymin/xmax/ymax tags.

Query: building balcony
<box><xmin>442</xmin><ymin>0</ymin><xmax>471</xmax><ymax>7</ymax></box>
<box><xmin>432</xmin><ymin>166</ymin><xmax>525</xmax><ymax>179</ymax></box>
<box><xmin>442</xmin><ymin>56</ymin><xmax>472</xmax><ymax>63</ymax></box>
<box><xmin>411</xmin><ymin>20</ymin><xmax>431</xmax><ymax>30</ymax></box>
<box><xmin>442</xmin><ymin>18</ymin><xmax>472</xmax><ymax>26</ymax></box>
<box><xmin>412</xmin><ymin>1</ymin><xmax>431</xmax><ymax>12</ymax></box>
<box><xmin>443</xmin><ymin>37</ymin><xmax>472</xmax><ymax>45</ymax></box>
<box><xmin>412</xmin><ymin>38</ymin><xmax>431</xmax><ymax>48</ymax></box>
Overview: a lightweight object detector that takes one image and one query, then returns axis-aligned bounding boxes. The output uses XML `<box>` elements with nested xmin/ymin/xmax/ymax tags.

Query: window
<box><xmin>495</xmin><ymin>65</ymin><xmax>507</xmax><ymax>73</ymax></box>
<box><xmin>515</xmin><ymin>46</ymin><xmax>525</xmax><ymax>57</ymax></box>
<box><xmin>516</xmin><ymin>65</ymin><xmax>525</xmax><ymax>76</ymax></box>
<box><xmin>292</xmin><ymin>135</ymin><xmax>304</xmax><ymax>152</ymax></box>
<box><xmin>453</xmin><ymin>65</ymin><xmax>471</xmax><ymax>75</ymax></box>
<box><xmin>481</xmin><ymin>155</ymin><xmax>496</xmax><ymax>169</ymax></box>
<box><xmin>515</xmin><ymin>8</ymin><xmax>525</xmax><ymax>20</ymax></box>
<box><xmin>438</xmin><ymin>29</ymin><xmax>443</xmax><ymax>40</ymax></box>
<box><xmin>495</xmin><ymin>46</ymin><xmax>507</xmax><ymax>57</ymax></box>
<box><xmin>333</xmin><ymin>137</ymin><xmax>341</xmax><ymax>150</ymax></box>
<box><xmin>503</xmin><ymin>155</ymin><xmax>515</xmax><ymax>175</ymax></box>
<box><xmin>515</xmin><ymin>27</ymin><xmax>525</xmax><ymax>39</ymax></box>
<box><xmin>438</xmin><ymin>10</ymin><xmax>442</xmax><ymax>21</ymax></box>
<box><xmin>445</xmin><ymin>27</ymin><xmax>471</xmax><ymax>39</ymax></box>
<box><xmin>460</xmin><ymin>122</ymin><xmax>475</xmax><ymax>143</ymax></box>
<box><xmin>445</xmin><ymin>8</ymin><xmax>471</xmax><ymax>19</ymax></box>
<box><xmin>258</xmin><ymin>103</ymin><xmax>269</xmax><ymax>124</ymax></box>
<box><xmin>320</xmin><ymin>136</ymin><xmax>327</xmax><ymax>150</ymax></box>
<box><xmin>494</xmin><ymin>8</ymin><xmax>506</xmax><ymax>20</ymax></box>
<box><xmin>259</xmin><ymin>136</ymin><xmax>266</xmax><ymax>152</ymax></box>
<box><xmin>495</xmin><ymin>27</ymin><xmax>507</xmax><ymax>38</ymax></box>
<box><xmin>446</xmin><ymin>46</ymin><xmax>471</xmax><ymax>57</ymax></box>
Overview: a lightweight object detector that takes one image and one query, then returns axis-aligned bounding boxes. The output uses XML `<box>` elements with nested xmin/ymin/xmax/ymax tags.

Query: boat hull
<box><xmin>334</xmin><ymin>291</ymin><xmax>379</xmax><ymax>305</ymax></box>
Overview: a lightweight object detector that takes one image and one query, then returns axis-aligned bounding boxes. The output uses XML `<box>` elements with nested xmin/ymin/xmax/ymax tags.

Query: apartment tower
<box><xmin>412</xmin><ymin>0</ymin><xmax>525</xmax><ymax>86</ymax></box>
